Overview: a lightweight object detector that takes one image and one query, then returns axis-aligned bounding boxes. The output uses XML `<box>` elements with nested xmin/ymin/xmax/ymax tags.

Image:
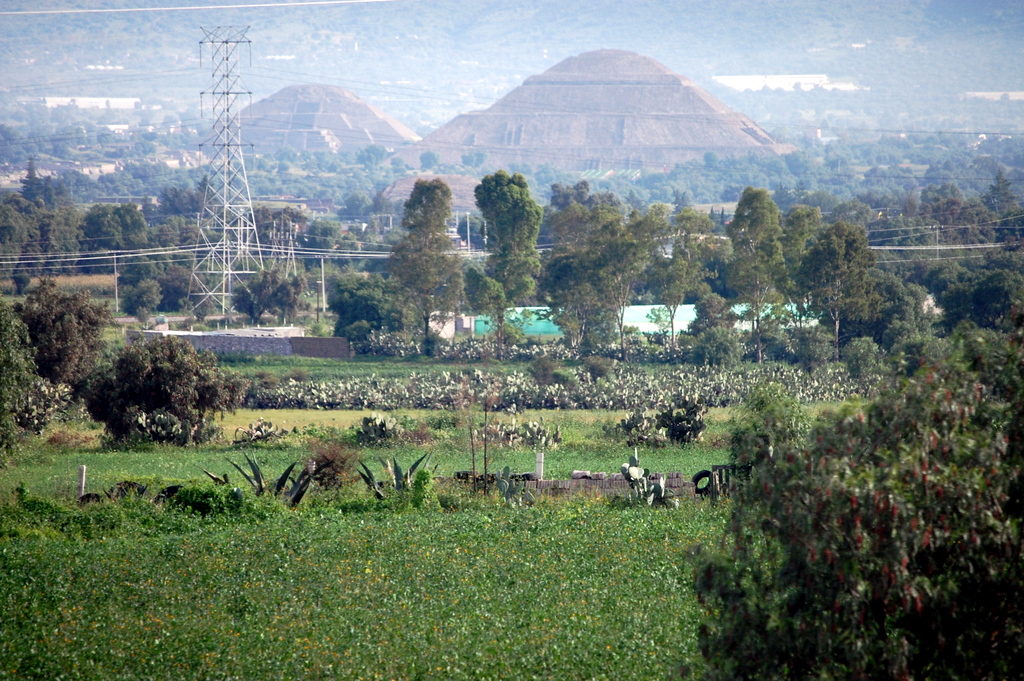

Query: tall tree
<box><xmin>797</xmin><ymin>220</ymin><xmax>878</xmax><ymax>359</ymax></box>
<box><xmin>387</xmin><ymin>179</ymin><xmax>463</xmax><ymax>345</ymax></box>
<box><xmin>0</xmin><ymin>300</ymin><xmax>34</xmax><ymax>461</ymax></box>
<box><xmin>648</xmin><ymin>207</ymin><xmax>715</xmax><ymax>347</ymax></box>
<box><xmin>779</xmin><ymin>204</ymin><xmax>823</xmax><ymax>324</ymax></box>
<box><xmin>473</xmin><ymin>170</ymin><xmax>543</xmax><ymax>357</ymax></box>
<box><xmin>727</xmin><ymin>187</ymin><xmax>785</xmax><ymax>363</ymax></box>
<box><xmin>14</xmin><ymin>278</ymin><xmax>111</xmax><ymax>391</ymax></box>
<box><xmin>983</xmin><ymin>168</ymin><xmax>1020</xmax><ymax>215</ymax></box>
<box><xmin>232</xmin><ymin>267</ymin><xmax>307</xmax><ymax>325</ymax></box>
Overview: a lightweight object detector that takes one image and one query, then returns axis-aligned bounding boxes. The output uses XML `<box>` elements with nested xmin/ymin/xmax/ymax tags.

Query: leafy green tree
<box><xmin>81</xmin><ymin>203</ymin><xmax>148</xmax><ymax>251</ymax></box>
<box><xmin>19</xmin><ymin>159</ymin><xmax>44</xmax><ymax>204</ymax></box>
<box><xmin>387</xmin><ymin>179</ymin><xmax>463</xmax><ymax>345</ymax></box>
<box><xmin>727</xmin><ymin>187</ymin><xmax>785</xmax><ymax>363</ymax></box>
<box><xmin>232</xmin><ymin>267</ymin><xmax>307</xmax><ymax>325</ymax></box>
<box><xmin>539</xmin><ymin>248</ymin><xmax>611</xmax><ymax>350</ymax></box>
<box><xmin>328</xmin><ymin>272</ymin><xmax>403</xmax><ymax>342</ymax></box>
<box><xmin>473</xmin><ymin>170</ymin><xmax>543</xmax><ymax>357</ymax></box>
<box><xmin>778</xmin><ymin>204</ymin><xmax>822</xmax><ymax>321</ymax></box>
<box><xmin>797</xmin><ymin>220</ymin><xmax>878</xmax><ymax>359</ymax></box>
<box><xmin>356</xmin><ymin>144</ymin><xmax>387</xmax><ymax>168</ymax></box>
<box><xmin>86</xmin><ymin>337</ymin><xmax>247</xmax><ymax>445</ymax></box>
<box><xmin>419</xmin><ymin>151</ymin><xmax>440</xmax><ymax>170</ymax></box>
<box><xmin>983</xmin><ymin>168</ymin><xmax>1019</xmax><ymax>214</ymax></box>
<box><xmin>157</xmin><ymin>266</ymin><xmax>193</xmax><ymax>312</ymax></box>
<box><xmin>696</xmin><ymin>323</ymin><xmax>1024</xmax><ymax>681</ymax></box>
<box><xmin>648</xmin><ymin>207</ymin><xmax>715</xmax><ymax>347</ymax></box>
<box><xmin>0</xmin><ymin>300</ymin><xmax>34</xmax><ymax>461</ymax></box>
<box><xmin>14</xmin><ymin>278</ymin><xmax>111</xmax><ymax>390</ymax></box>
<box><xmin>940</xmin><ymin>268</ymin><xmax>1024</xmax><ymax>331</ymax></box>
<box><xmin>121</xmin><ymin>279</ymin><xmax>161</xmax><ymax>323</ymax></box>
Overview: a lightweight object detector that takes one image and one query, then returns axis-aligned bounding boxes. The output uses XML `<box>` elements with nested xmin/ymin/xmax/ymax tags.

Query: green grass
<box><xmin>1</xmin><ymin>408</ymin><xmax>733</xmax><ymax>498</ymax></box>
<box><xmin>0</xmin><ymin>497</ymin><xmax>725</xmax><ymax>680</ymax></box>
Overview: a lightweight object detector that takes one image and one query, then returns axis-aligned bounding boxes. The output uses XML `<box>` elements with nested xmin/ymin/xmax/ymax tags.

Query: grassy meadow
<box><xmin>0</xmin><ymin>351</ymin><xmax>743</xmax><ymax>680</ymax></box>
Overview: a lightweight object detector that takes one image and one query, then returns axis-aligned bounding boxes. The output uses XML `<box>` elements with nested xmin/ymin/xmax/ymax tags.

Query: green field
<box><xmin>0</xmin><ymin>349</ymin><xmax>744</xmax><ymax>680</ymax></box>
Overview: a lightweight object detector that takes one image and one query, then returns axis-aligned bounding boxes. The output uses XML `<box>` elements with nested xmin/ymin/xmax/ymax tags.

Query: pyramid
<box><xmin>396</xmin><ymin>50</ymin><xmax>795</xmax><ymax>171</ymax></box>
<box><xmin>241</xmin><ymin>84</ymin><xmax>419</xmax><ymax>154</ymax></box>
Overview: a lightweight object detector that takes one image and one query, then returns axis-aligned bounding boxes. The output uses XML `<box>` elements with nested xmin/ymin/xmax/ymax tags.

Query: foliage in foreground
<box><xmin>695</xmin><ymin>323</ymin><xmax>1024</xmax><ymax>680</ymax></box>
<box><xmin>0</xmin><ymin>498</ymin><xmax>723</xmax><ymax>680</ymax></box>
<box><xmin>86</xmin><ymin>337</ymin><xmax>248</xmax><ymax>445</ymax></box>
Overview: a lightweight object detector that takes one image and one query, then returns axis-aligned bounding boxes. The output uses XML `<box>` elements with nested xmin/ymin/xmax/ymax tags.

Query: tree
<box><xmin>81</xmin><ymin>203</ymin><xmax>148</xmax><ymax>251</ymax></box>
<box><xmin>419</xmin><ymin>151</ymin><xmax>440</xmax><ymax>170</ymax></box>
<box><xmin>14</xmin><ymin>278</ymin><xmax>111</xmax><ymax>390</ymax></box>
<box><xmin>940</xmin><ymin>268</ymin><xmax>1024</xmax><ymax>331</ymax></box>
<box><xmin>983</xmin><ymin>169</ymin><xmax>1019</xmax><ymax>215</ymax></box>
<box><xmin>387</xmin><ymin>179</ymin><xmax>463</xmax><ymax>345</ymax></box>
<box><xmin>19</xmin><ymin>159</ymin><xmax>44</xmax><ymax>204</ymax></box>
<box><xmin>356</xmin><ymin>144</ymin><xmax>387</xmax><ymax>168</ymax></box>
<box><xmin>727</xmin><ymin>187</ymin><xmax>785</xmax><ymax>363</ymax></box>
<box><xmin>86</xmin><ymin>337</ymin><xmax>247</xmax><ymax>445</ymax></box>
<box><xmin>797</xmin><ymin>221</ymin><xmax>878</xmax><ymax>359</ymax></box>
<box><xmin>232</xmin><ymin>267</ymin><xmax>308</xmax><ymax>325</ymax></box>
<box><xmin>648</xmin><ymin>207</ymin><xmax>715</xmax><ymax>347</ymax></box>
<box><xmin>778</xmin><ymin>204</ymin><xmax>822</xmax><ymax>322</ymax></box>
<box><xmin>539</xmin><ymin>248</ymin><xmax>610</xmax><ymax>350</ymax></box>
<box><xmin>328</xmin><ymin>272</ymin><xmax>403</xmax><ymax>342</ymax></box>
<box><xmin>696</xmin><ymin>323</ymin><xmax>1024</xmax><ymax>681</ymax></box>
<box><xmin>121</xmin><ymin>279</ymin><xmax>162</xmax><ymax>323</ymax></box>
<box><xmin>0</xmin><ymin>300</ymin><xmax>34</xmax><ymax>461</ymax></box>
<box><xmin>473</xmin><ymin>170</ymin><xmax>543</xmax><ymax>357</ymax></box>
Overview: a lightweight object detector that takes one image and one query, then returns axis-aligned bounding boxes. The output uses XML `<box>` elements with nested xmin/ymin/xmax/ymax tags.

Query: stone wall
<box><xmin>289</xmin><ymin>336</ymin><xmax>351</xmax><ymax>359</ymax></box>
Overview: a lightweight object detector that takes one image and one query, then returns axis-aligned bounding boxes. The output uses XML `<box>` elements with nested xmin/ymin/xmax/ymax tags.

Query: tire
<box><xmin>692</xmin><ymin>469</ymin><xmax>712</xmax><ymax>496</ymax></box>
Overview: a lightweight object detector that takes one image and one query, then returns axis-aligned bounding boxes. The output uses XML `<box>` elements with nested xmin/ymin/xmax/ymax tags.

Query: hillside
<box><xmin>1</xmin><ymin>0</ymin><xmax>1023</xmax><ymax>139</ymax></box>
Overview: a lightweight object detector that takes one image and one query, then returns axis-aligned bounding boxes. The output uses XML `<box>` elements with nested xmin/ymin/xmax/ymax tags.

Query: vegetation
<box><xmin>695</xmin><ymin>321</ymin><xmax>1024</xmax><ymax>680</ymax></box>
<box><xmin>0</xmin><ymin>301</ymin><xmax>34</xmax><ymax>462</ymax></box>
<box><xmin>85</xmin><ymin>338</ymin><xmax>248</xmax><ymax>445</ymax></box>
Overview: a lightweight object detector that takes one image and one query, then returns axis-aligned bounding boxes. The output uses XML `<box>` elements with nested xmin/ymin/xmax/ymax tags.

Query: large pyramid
<box><xmin>397</xmin><ymin>50</ymin><xmax>795</xmax><ymax>171</ymax></box>
<box><xmin>241</xmin><ymin>84</ymin><xmax>419</xmax><ymax>154</ymax></box>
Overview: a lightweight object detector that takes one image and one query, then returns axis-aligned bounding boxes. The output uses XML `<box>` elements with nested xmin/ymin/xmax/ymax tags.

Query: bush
<box><xmin>696</xmin><ymin>321</ymin><xmax>1024</xmax><ymax>681</ymax></box>
<box><xmin>843</xmin><ymin>336</ymin><xmax>883</xmax><ymax>378</ymax></box>
<box><xmin>728</xmin><ymin>381</ymin><xmax>809</xmax><ymax>473</ymax></box>
<box><xmin>791</xmin><ymin>325</ymin><xmax>833</xmax><ymax>372</ymax></box>
<box><xmin>582</xmin><ymin>355</ymin><xmax>614</xmax><ymax>381</ymax></box>
<box><xmin>86</xmin><ymin>337</ymin><xmax>248</xmax><ymax>445</ymax></box>
<box><xmin>530</xmin><ymin>355</ymin><xmax>558</xmax><ymax>385</ymax></box>
<box><xmin>655</xmin><ymin>396</ymin><xmax>707</xmax><ymax>443</ymax></box>
<box><xmin>690</xmin><ymin>327</ymin><xmax>742</xmax><ymax>368</ymax></box>
<box><xmin>168</xmin><ymin>484</ymin><xmax>244</xmax><ymax>516</ymax></box>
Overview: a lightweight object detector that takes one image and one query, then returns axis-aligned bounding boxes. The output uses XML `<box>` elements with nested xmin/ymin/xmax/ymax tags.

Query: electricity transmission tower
<box><xmin>191</xmin><ymin>26</ymin><xmax>262</xmax><ymax>317</ymax></box>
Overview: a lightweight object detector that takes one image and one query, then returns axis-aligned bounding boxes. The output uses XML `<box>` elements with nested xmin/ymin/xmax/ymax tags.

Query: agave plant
<box><xmin>357</xmin><ymin>453</ymin><xmax>431</xmax><ymax>500</ymax></box>
<box><xmin>224</xmin><ymin>453</ymin><xmax>329</xmax><ymax>506</ymax></box>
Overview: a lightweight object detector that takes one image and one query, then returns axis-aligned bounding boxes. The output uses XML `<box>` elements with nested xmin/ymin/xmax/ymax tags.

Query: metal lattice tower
<box><xmin>191</xmin><ymin>26</ymin><xmax>262</xmax><ymax>316</ymax></box>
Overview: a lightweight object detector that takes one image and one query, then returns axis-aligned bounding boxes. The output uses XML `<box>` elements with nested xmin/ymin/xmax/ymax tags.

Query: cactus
<box><xmin>655</xmin><ymin>396</ymin><xmax>708</xmax><ymax>444</ymax></box>
<box><xmin>234</xmin><ymin>417</ymin><xmax>287</xmax><ymax>444</ymax></box>
<box><xmin>620</xmin><ymin>450</ymin><xmax>678</xmax><ymax>508</ymax></box>
<box><xmin>14</xmin><ymin>379</ymin><xmax>71</xmax><ymax>434</ymax></box>
<box><xmin>357</xmin><ymin>412</ymin><xmax>405</xmax><ymax>445</ymax></box>
<box><xmin>358</xmin><ymin>453</ymin><xmax>431</xmax><ymax>500</ymax></box>
<box><xmin>496</xmin><ymin>466</ymin><xmax>534</xmax><ymax>508</ymax></box>
<box><xmin>610</xmin><ymin>410</ymin><xmax>668</xmax><ymax>448</ymax></box>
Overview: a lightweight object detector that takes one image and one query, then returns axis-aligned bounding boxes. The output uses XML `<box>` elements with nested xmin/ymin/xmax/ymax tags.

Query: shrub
<box><xmin>690</xmin><ymin>327</ymin><xmax>741</xmax><ymax>368</ymax></box>
<box><xmin>790</xmin><ymin>325</ymin><xmax>833</xmax><ymax>372</ymax></box>
<box><xmin>530</xmin><ymin>354</ymin><xmax>558</xmax><ymax>385</ymax></box>
<box><xmin>696</xmin><ymin>321</ymin><xmax>1024</xmax><ymax>681</ymax></box>
<box><xmin>843</xmin><ymin>336</ymin><xmax>883</xmax><ymax>378</ymax></box>
<box><xmin>610</xmin><ymin>409</ymin><xmax>668</xmax><ymax>448</ymax></box>
<box><xmin>86</xmin><ymin>337</ymin><xmax>248</xmax><ymax>445</ymax></box>
<box><xmin>308</xmin><ymin>439</ymin><xmax>360</xmax><ymax>489</ymax></box>
<box><xmin>582</xmin><ymin>355</ymin><xmax>614</xmax><ymax>381</ymax></box>
<box><xmin>728</xmin><ymin>381</ymin><xmax>810</xmax><ymax>473</ymax></box>
<box><xmin>168</xmin><ymin>484</ymin><xmax>244</xmax><ymax>516</ymax></box>
<box><xmin>355</xmin><ymin>412</ymin><xmax>404</xmax><ymax>445</ymax></box>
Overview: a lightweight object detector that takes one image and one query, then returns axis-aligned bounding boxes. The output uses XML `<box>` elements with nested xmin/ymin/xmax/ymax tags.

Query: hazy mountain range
<box><xmin>2</xmin><ymin>0</ymin><xmax>1023</xmax><ymax>139</ymax></box>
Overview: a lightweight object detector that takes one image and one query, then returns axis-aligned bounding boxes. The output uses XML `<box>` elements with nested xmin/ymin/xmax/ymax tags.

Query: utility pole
<box><xmin>190</xmin><ymin>26</ymin><xmax>261</xmax><ymax>320</ymax></box>
<box><xmin>113</xmin><ymin>253</ymin><xmax>119</xmax><ymax>313</ymax></box>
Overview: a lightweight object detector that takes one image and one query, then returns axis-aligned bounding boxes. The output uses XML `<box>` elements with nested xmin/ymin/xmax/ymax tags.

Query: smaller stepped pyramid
<box><xmin>241</xmin><ymin>84</ymin><xmax>419</xmax><ymax>153</ymax></box>
<box><xmin>396</xmin><ymin>50</ymin><xmax>795</xmax><ymax>171</ymax></box>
